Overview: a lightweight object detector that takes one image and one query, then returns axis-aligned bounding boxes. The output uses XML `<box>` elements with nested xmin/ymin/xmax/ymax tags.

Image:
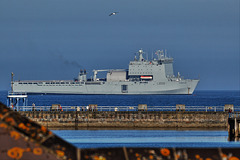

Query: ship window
<box><xmin>23</xmin><ymin>83</ymin><xmax>27</xmax><ymax>84</ymax></box>
<box><xmin>28</xmin><ymin>83</ymin><xmax>32</xmax><ymax>84</ymax></box>
<box><xmin>33</xmin><ymin>83</ymin><xmax>37</xmax><ymax>84</ymax></box>
<box><xmin>46</xmin><ymin>82</ymin><xmax>50</xmax><ymax>84</ymax></box>
<box><xmin>56</xmin><ymin>82</ymin><xmax>60</xmax><ymax>84</ymax></box>
<box><xmin>19</xmin><ymin>83</ymin><xmax>22</xmax><ymax>84</ymax></box>
<box><xmin>61</xmin><ymin>82</ymin><xmax>65</xmax><ymax>84</ymax></box>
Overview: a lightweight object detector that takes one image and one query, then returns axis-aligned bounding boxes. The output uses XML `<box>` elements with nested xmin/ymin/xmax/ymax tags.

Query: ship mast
<box><xmin>11</xmin><ymin>72</ymin><xmax>14</xmax><ymax>94</ymax></box>
<box><xmin>138</xmin><ymin>49</ymin><xmax>144</xmax><ymax>61</ymax></box>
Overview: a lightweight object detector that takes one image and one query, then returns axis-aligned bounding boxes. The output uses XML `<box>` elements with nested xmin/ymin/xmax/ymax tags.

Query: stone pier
<box><xmin>19</xmin><ymin>111</ymin><xmax>228</xmax><ymax>129</ymax></box>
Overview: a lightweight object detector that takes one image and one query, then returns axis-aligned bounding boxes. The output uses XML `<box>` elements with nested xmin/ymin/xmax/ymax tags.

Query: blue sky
<box><xmin>0</xmin><ymin>0</ymin><xmax>239</xmax><ymax>90</ymax></box>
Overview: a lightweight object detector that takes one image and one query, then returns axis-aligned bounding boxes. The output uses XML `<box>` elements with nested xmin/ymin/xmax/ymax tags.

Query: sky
<box><xmin>0</xmin><ymin>0</ymin><xmax>239</xmax><ymax>91</ymax></box>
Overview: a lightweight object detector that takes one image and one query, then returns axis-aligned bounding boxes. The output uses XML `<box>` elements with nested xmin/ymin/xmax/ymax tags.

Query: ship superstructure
<box><xmin>12</xmin><ymin>49</ymin><xmax>199</xmax><ymax>94</ymax></box>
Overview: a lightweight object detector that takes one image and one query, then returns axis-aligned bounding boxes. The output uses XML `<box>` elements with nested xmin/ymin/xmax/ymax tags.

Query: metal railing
<box><xmin>11</xmin><ymin>105</ymin><xmax>240</xmax><ymax>112</ymax></box>
<box><xmin>229</xmin><ymin>112</ymin><xmax>240</xmax><ymax>118</ymax></box>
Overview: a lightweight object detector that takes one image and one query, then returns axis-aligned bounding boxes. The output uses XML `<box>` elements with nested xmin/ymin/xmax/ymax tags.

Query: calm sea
<box><xmin>52</xmin><ymin>129</ymin><xmax>240</xmax><ymax>148</ymax></box>
<box><xmin>0</xmin><ymin>90</ymin><xmax>239</xmax><ymax>106</ymax></box>
<box><xmin>0</xmin><ymin>90</ymin><xmax>240</xmax><ymax>148</ymax></box>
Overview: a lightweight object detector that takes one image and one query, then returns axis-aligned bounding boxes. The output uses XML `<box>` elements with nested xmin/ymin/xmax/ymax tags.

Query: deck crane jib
<box><xmin>93</xmin><ymin>70</ymin><xmax>110</xmax><ymax>81</ymax></box>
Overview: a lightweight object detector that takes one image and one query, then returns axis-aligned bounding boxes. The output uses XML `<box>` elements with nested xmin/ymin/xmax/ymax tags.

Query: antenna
<box><xmin>134</xmin><ymin>53</ymin><xmax>137</xmax><ymax>61</ymax></box>
<box><xmin>11</xmin><ymin>72</ymin><xmax>14</xmax><ymax>94</ymax></box>
<box><xmin>155</xmin><ymin>50</ymin><xmax>164</xmax><ymax>59</ymax></box>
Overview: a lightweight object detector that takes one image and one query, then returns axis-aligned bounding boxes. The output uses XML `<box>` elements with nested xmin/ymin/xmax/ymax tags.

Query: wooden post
<box><xmin>228</xmin><ymin>118</ymin><xmax>235</xmax><ymax>141</ymax></box>
<box><xmin>235</xmin><ymin>118</ymin><xmax>239</xmax><ymax>140</ymax></box>
<box><xmin>228</xmin><ymin>119</ymin><xmax>230</xmax><ymax>141</ymax></box>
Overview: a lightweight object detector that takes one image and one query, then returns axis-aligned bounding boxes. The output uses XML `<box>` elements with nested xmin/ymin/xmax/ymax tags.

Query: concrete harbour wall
<box><xmin>19</xmin><ymin>111</ymin><xmax>228</xmax><ymax>129</ymax></box>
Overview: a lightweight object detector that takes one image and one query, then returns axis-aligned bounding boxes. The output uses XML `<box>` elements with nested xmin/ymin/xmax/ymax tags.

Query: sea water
<box><xmin>1</xmin><ymin>90</ymin><xmax>239</xmax><ymax>106</ymax></box>
<box><xmin>52</xmin><ymin>129</ymin><xmax>240</xmax><ymax>148</ymax></box>
<box><xmin>1</xmin><ymin>90</ymin><xmax>240</xmax><ymax>148</ymax></box>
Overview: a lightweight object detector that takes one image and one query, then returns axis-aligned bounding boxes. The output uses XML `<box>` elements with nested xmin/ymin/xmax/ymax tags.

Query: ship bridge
<box><xmin>128</xmin><ymin>49</ymin><xmax>174</xmax><ymax>81</ymax></box>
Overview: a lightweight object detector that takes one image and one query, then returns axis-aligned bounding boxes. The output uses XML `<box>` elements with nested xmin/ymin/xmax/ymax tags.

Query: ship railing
<box><xmin>15</xmin><ymin>105</ymin><xmax>240</xmax><ymax>112</ymax></box>
<box><xmin>8</xmin><ymin>91</ymin><xmax>27</xmax><ymax>96</ymax></box>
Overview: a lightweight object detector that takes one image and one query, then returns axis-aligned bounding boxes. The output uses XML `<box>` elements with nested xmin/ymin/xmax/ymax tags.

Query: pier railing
<box><xmin>228</xmin><ymin>112</ymin><xmax>240</xmax><ymax>118</ymax></box>
<box><xmin>14</xmin><ymin>105</ymin><xmax>240</xmax><ymax>112</ymax></box>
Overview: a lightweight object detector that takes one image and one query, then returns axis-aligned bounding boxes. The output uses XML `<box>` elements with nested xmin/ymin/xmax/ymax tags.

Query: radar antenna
<box><xmin>155</xmin><ymin>50</ymin><xmax>164</xmax><ymax>60</ymax></box>
<box><xmin>137</xmin><ymin>49</ymin><xmax>144</xmax><ymax>61</ymax></box>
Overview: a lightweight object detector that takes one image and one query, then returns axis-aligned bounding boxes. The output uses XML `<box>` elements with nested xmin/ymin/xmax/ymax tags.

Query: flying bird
<box><xmin>109</xmin><ymin>12</ymin><xmax>119</xmax><ymax>16</ymax></box>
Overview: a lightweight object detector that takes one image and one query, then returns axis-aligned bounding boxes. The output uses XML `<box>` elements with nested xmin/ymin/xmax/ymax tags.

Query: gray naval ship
<box><xmin>12</xmin><ymin>49</ymin><xmax>199</xmax><ymax>94</ymax></box>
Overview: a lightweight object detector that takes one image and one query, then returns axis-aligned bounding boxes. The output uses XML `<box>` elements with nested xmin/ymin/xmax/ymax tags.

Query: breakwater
<box><xmin>1</xmin><ymin>102</ymin><xmax>239</xmax><ymax>160</ymax></box>
<box><xmin>19</xmin><ymin>111</ymin><xmax>228</xmax><ymax>129</ymax></box>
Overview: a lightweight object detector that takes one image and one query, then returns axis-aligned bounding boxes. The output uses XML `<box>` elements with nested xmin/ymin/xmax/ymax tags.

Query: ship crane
<box><xmin>93</xmin><ymin>69</ymin><xmax>110</xmax><ymax>81</ymax></box>
<box><xmin>93</xmin><ymin>69</ymin><xmax>126</xmax><ymax>81</ymax></box>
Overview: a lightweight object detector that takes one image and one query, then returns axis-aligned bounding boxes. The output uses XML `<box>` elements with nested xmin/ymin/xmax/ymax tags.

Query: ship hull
<box><xmin>13</xmin><ymin>79</ymin><xmax>199</xmax><ymax>95</ymax></box>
